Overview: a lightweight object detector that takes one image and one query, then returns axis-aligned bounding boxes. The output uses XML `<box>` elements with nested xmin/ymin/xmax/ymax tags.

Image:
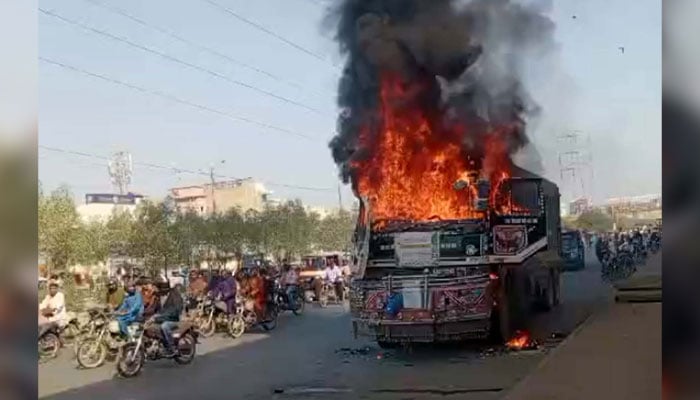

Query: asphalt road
<box><xmin>40</xmin><ymin>250</ymin><xmax>613</xmax><ymax>400</ymax></box>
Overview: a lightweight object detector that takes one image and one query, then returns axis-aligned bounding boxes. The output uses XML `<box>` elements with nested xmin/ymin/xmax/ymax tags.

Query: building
<box><xmin>169</xmin><ymin>179</ymin><xmax>270</xmax><ymax>215</ymax></box>
<box><xmin>77</xmin><ymin>192</ymin><xmax>144</xmax><ymax>223</ymax></box>
<box><xmin>305</xmin><ymin>205</ymin><xmax>341</xmax><ymax>220</ymax></box>
<box><xmin>568</xmin><ymin>197</ymin><xmax>591</xmax><ymax>216</ymax></box>
<box><xmin>605</xmin><ymin>194</ymin><xmax>662</xmax><ymax>220</ymax></box>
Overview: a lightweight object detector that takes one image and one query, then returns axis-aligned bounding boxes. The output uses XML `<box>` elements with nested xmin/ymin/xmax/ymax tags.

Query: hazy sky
<box><xmin>38</xmin><ymin>0</ymin><xmax>661</xmax><ymax>206</ymax></box>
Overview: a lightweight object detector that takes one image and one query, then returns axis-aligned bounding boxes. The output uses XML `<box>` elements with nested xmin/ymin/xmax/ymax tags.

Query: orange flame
<box><xmin>352</xmin><ymin>75</ymin><xmax>523</xmax><ymax>226</ymax></box>
<box><xmin>506</xmin><ymin>330</ymin><xmax>534</xmax><ymax>350</ymax></box>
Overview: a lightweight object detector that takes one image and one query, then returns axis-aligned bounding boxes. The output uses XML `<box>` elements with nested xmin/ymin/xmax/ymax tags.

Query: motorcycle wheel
<box><xmin>292</xmin><ymin>293</ymin><xmax>305</xmax><ymax>316</ymax></box>
<box><xmin>262</xmin><ymin>306</ymin><xmax>278</xmax><ymax>331</ymax></box>
<box><xmin>61</xmin><ymin>321</ymin><xmax>81</xmax><ymax>345</ymax></box>
<box><xmin>76</xmin><ymin>339</ymin><xmax>107</xmax><ymax>369</ymax></box>
<box><xmin>39</xmin><ymin>333</ymin><xmax>61</xmax><ymax>362</ymax></box>
<box><xmin>228</xmin><ymin>315</ymin><xmax>246</xmax><ymax>339</ymax></box>
<box><xmin>116</xmin><ymin>343</ymin><xmax>144</xmax><ymax>378</ymax></box>
<box><xmin>319</xmin><ymin>292</ymin><xmax>329</xmax><ymax>308</ymax></box>
<box><xmin>197</xmin><ymin>317</ymin><xmax>216</xmax><ymax>338</ymax></box>
<box><xmin>174</xmin><ymin>333</ymin><xmax>196</xmax><ymax>365</ymax></box>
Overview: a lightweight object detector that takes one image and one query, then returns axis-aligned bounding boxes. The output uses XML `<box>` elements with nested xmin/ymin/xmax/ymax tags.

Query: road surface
<box><xmin>40</xmin><ymin>251</ymin><xmax>613</xmax><ymax>400</ymax></box>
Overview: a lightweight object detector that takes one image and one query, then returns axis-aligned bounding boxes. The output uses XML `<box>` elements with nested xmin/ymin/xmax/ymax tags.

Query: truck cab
<box><xmin>349</xmin><ymin>171</ymin><xmax>563</xmax><ymax>345</ymax></box>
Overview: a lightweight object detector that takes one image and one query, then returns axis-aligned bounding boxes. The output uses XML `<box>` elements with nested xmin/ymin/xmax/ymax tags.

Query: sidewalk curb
<box><xmin>500</xmin><ymin>303</ymin><xmax>605</xmax><ymax>400</ymax></box>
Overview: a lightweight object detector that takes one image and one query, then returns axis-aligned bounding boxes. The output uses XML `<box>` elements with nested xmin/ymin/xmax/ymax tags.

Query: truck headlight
<box><xmin>493</xmin><ymin>225</ymin><xmax>527</xmax><ymax>255</ymax></box>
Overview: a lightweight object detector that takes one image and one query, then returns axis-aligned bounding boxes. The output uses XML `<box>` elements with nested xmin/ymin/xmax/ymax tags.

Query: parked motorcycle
<box><xmin>38</xmin><ymin>322</ymin><xmax>62</xmax><ymax>363</ymax></box>
<box><xmin>116</xmin><ymin>319</ymin><xmax>198</xmax><ymax>378</ymax></box>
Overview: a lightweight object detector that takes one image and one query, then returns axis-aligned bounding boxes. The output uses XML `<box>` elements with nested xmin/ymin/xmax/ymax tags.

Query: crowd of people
<box><xmin>594</xmin><ymin>225</ymin><xmax>662</xmax><ymax>276</ymax></box>
<box><xmin>39</xmin><ymin>259</ymin><xmax>351</xmax><ymax>360</ymax></box>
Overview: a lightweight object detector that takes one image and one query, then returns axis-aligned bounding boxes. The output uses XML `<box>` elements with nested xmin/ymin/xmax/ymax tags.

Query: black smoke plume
<box><xmin>326</xmin><ymin>0</ymin><xmax>556</xmax><ymax>188</ymax></box>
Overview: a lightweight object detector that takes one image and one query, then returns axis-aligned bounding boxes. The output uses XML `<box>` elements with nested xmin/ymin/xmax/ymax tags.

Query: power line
<box><xmin>200</xmin><ymin>0</ymin><xmax>338</xmax><ymax>69</ymax></box>
<box><xmin>40</xmin><ymin>57</ymin><xmax>319</xmax><ymax>141</ymax></box>
<box><xmin>39</xmin><ymin>145</ymin><xmax>335</xmax><ymax>192</ymax></box>
<box><xmin>81</xmin><ymin>0</ymin><xmax>332</xmax><ymax>99</ymax></box>
<box><xmin>39</xmin><ymin>7</ymin><xmax>328</xmax><ymax>116</ymax></box>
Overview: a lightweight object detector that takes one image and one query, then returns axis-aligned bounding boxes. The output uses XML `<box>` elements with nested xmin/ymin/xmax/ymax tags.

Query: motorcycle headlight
<box><xmin>108</xmin><ymin>320</ymin><xmax>121</xmax><ymax>334</ymax></box>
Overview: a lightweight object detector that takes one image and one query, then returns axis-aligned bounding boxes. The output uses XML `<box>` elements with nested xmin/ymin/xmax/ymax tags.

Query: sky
<box><xmin>37</xmin><ymin>0</ymin><xmax>661</xmax><ymax>207</ymax></box>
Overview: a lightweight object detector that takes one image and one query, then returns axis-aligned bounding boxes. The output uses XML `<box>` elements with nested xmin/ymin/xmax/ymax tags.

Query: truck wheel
<box><xmin>552</xmin><ymin>270</ymin><xmax>561</xmax><ymax>306</ymax></box>
<box><xmin>377</xmin><ymin>340</ymin><xmax>399</xmax><ymax>349</ymax></box>
<box><xmin>494</xmin><ymin>269</ymin><xmax>529</xmax><ymax>342</ymax></box>
<box><xmin>536</xmin><ymin>274</ymin><xmax>555</xmax><ymax>312</ymax></box>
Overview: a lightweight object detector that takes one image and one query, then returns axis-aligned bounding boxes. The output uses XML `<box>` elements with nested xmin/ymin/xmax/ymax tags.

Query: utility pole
<box><xmin>108</xmin><ymin>151</ymin><xmax>132</xmax><ymax>194</ymax></box>
<box><xmin>557</xmin><ymin>131</ymin><xmax>593</xmax><ymax>211</ymax></box>
<box><xmin>337</xmin><ymin>183</ymin><xmax>343</xmax><ymax>211</ymax></box>
<box><xmin>209</xmin><ymin>164</ymin><xmax>216</xmax><ymax>215</ymax></box>
<box><xmin>208</xmin><ymin>160</ymin><xmax>225</xmax><ymax>215</ymax></box>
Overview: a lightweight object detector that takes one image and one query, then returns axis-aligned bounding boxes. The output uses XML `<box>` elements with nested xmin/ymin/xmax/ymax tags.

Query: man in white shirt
<box><xmin>282</xmin><ymin>264</ymin><xmax>300</xmax><ymax>310</ymax></box>
<box><xmin>39</xmin><ymin>281</ymin><xmax>68</xmax><ymax>327</ymax></box>
<box><xmin>324</xmin><ymin>263</ymin><xmax>344</xmax><ymax>301</ymax></box>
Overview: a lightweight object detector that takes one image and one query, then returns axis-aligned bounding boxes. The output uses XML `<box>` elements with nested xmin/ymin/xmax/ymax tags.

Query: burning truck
<box><xmin>327</xmin><ymin>0</ymin><xmax>564</xmax><ymax>345</ymax></box>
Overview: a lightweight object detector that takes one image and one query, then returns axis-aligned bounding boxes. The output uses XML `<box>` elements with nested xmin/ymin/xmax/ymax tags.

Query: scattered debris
<box><xmin>572</xmin><ymin>15</ymin><xmax>577</xmax><ymax>19</ymax></box>
<box><xmin>506</xmin><ymin>331</ymin><xmax>539</xmax><ymax>351</ymax></box>
<box><xmin>335</xmin><ymin>347</ymin><xmax>371</xmax><ymax>357</ymax></box>
<box><xmin>550</xmin><ymin>331</ymin><xmax>567</xmax><ymax>340</ymax></box>
<box><xmin>372</xmin><ymin>387</ymin><xmax>503</xmax><ymax>395</ymax></box>
<box><xmin>273</xmin><ymin>387</ymin><xmax>353</xmax><ymax>395</ymax></box>
<box><xmin>619</xmin><ymin>46</ymin><xmax>625</xmax><ymax>54</ymax></box>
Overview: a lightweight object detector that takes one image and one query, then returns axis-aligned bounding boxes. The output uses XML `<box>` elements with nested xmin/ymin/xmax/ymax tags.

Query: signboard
<box><xmin>394</xmin><ymin>232</ymin><xmax>438</xmax><ymax>267</ymax></box>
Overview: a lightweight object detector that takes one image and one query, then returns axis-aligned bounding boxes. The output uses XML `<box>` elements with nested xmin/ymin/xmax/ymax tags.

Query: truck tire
<box><xmin>491</xmin><ymin>268</ymin><xmax>530</xmax><ymax>342</ymax></box>
<box><xmin>536</xmin><ymin>272</ymin><xmax>556</xmax><ymax>312</ymax></box>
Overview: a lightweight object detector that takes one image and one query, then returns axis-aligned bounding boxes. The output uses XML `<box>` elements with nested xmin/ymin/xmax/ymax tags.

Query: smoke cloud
<box><xmin>326</xmin><ymin>0</ymin><xmax>557</xmax><ymax>187</ymax></box>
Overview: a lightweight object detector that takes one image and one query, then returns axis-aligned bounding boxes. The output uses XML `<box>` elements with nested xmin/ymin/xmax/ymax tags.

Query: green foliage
<box><xmin>571</xmin><ymin>209</ymin><xmax>614</xmax><ymax>232</ymax></box>
<box><xmin>38</xmin><ymin>184</ymin><xmax>358</xmax><ymax>273</ymax></box>
<box><xmin>38</xmin><ymin>185</ymin><xmax>82</xmax><ymax>270</ymax></box>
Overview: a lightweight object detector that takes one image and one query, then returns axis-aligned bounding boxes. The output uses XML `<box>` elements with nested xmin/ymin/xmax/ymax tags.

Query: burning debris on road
<box><xmin>327</xmin><ymin>0</ymin><xmax>556</xmax><ymax>225</ymax></box>
<box><xmin>506</xmin><ymin>330</ymin><xmax>539</xmax><ymax>351</ymax></box>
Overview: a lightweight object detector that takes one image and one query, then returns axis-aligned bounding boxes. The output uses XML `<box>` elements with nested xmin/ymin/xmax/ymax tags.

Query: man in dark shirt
<box><xmin>153</xmin><ymin>284</ymin><xmax>184</xmax><ymax>357</ymax></box>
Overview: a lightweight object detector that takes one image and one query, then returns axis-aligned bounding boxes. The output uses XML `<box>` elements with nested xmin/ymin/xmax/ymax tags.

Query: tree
<box><xmin>314</xmin><ymin>209</ymin><xmax>356</xmax><ymax>252</ymax></box>
<box><xmin>129</xmin><ymin>200</ymin><xmax>177</xmax><ymax>275</ymax></box>
<box><xmin>573</xmin><ymin>209</ymin><xmax>614</xmax><ymax>232</ymax></box>
<box><xmin>38</xmin><ymin>186</ymin><xmax>82</xmax><ymax>271</ymax></box>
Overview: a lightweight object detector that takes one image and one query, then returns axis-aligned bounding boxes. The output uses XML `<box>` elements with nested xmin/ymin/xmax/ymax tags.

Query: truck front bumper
<box><xmin>352</xmin><ymin>314</ymin><xmax>491</xmax><ymax>343</ymax></box>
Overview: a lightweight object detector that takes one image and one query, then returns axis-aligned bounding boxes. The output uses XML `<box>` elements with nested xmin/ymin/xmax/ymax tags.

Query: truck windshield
<box><xmin>510</xmin><ymin>180</ymin><xmax>540</xmax><ymax>216</ymax></box>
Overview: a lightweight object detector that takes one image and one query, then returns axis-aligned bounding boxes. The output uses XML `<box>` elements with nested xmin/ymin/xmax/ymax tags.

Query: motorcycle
<box><xmin>38</xmin><ymin>322</ymin><xmax>62</xmax><ymax>363</ymax></box>
<box><xmin>72</xmin><ymin>307</ymin><xmax>111</xmax><ymax>357</ymax></box>
<box><xmin>192</xmin><ymin>296</ymin><xmax>238</xmax><ymax>338</ymax></box>
<box><xmin>274</xmin><ymin>281</ymin><xmax>305</xmax><ymax>316</ymax></box>
<box><xmin>319</xmin><ymin>281</ymin><xmax>343</xmax><ymax>308</ymax></box>
<box><xmin>231</xmin><ymin>294</ymin><xmax>278</xmax><ymax>334</ymax></box>
<box><xmin>75</xmin><ymin>316</ymin><xmax>126</xmax><ymax>369</ymax></box>
<box><xmin>115</xmin><ymin>319</ymin><xmax>198</xmax><ymax>378</ymax></box>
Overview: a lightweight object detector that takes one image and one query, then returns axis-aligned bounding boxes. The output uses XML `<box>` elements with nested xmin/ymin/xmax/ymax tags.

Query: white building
<box><xmin>77</xmin><ymin>193</ymin><xmax>144</xmax><ymax>223</ymax></box>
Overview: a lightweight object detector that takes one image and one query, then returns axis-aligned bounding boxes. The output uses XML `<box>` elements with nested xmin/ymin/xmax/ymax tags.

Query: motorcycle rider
<box><xmin>210</xmin><ymin>270</ymin><xmax>237</xmax><ymax>314</ymax></box>
<box><xmin>151</xmin><ymin>284</ymin><xmax>184</xmax><ymax>358</ymax></box>
<box><xmin>114</xmin><ymin>281</ymin><xmax>144</xmax><ymax>337</ymax></box>
<box><xmin>106</xmin><ymin>278</ymin><xmax>125</xmax><ymax>311</ymax></box>
<box><xmin>282</xmin><ymin>262</ymin><xmax>300</xmax><ymax>310</ymax></box>
<box><xmin>141</xmin><ymin>280</ymin><xmax>161</xmax><ymax>320</ymax></box>
<box><xmin>323</xmin><ymin>262</ymin><xmax>344</xmax><ymax>301</ymax></box>
<box><xmin>39</xmin><ymin>281</ymin><xmax>68</xmax><ymax>327</ymax></box>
